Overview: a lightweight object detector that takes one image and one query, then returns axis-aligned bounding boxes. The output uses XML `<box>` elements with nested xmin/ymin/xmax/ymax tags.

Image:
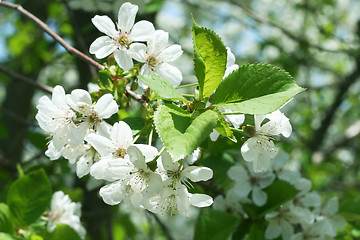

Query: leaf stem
<box><xmin>132</xmin><ymin>134</ymin><xmax>140</xmax><ymax>144</ymax></box>
<box><xmin>153</xmin><ymin>146</ymin><xmax>166</xmax><ymax>162</ymax></box>
<box><xmin>148</xmin><ymin>127</ymin><xmax>154</xmax><ymax>145</ymax></box>
<box><xmin>223</xmin><ymin>111</ymin><xmax>244</xmax><ymax>115</ymax></box>
<box><xmin>182</xmin><ymin>94</ymin><xmax>195</xmax><ymax>98</ymax></box>
<box><xmin>176</xmin><ymin>82</ymin><xmax>199</xmax><ymax>89</ymax></box>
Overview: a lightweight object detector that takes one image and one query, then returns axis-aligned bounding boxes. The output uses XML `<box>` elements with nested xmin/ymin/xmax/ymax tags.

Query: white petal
<box><xmin>94</xmin><ymin>93</ymin><xmax>118</xmax><ymax>119</ymax></box>
<box><xmin>91</xmin><ymin>15</ymin><xmax>118</xmax><ymax>39</ymax></box>
<box><xmin>233</xmin><ymin>182</ymin><xmax>252</xmax><ymax>197</ymax></box>
<box><xmin>300</xmin><ymin>191</ymin><xmax>322</xmax><ymax>208</ymax></box>
<box><xmin>252</xmin><ymin>187</ymin><xmax>267</xmax><ymax>206</ymax></box>
<box><xmin>226</xmin><ymin>47</ymin><xmax>236</xmax><ymax>67</ymax></box>
<box><xmin>90</xmin><ymin>156</ymin><xmax>118</xmax><ymax>181</ymax></box>
<box><xmin>223</xmin><ymin>109</ymin><xmax>244</xmax><ymax>129</ymax></box>
<box><xmin>156</xmin><ymin>63</ymin><xmax>182</xmax><ymax>87</ymax></box>
<box><xmin>323</xmin><ymin>197</ymin><xmax>339</xmax><ymax>215</ymax></box>
<box><xmin>52</xmin><ymin>85</ymin><xmax>67</xmax><ymax>107</ymax></box>
<box><xmin>183</xmin><ymin>166</ymin><xmax>213</xmax><ymax>182</ymax></box>
<box><xmin>129</xmin><ymin>20</ymin><xmax>155</xmax><ymax>42</ymax></box>
<box><xmin>227</xmin><ymin>165</ymin><xmax>249</xmax><ymax>182</ymax></box>
<box><xmin>87</xmin><ymin>133</ymin><xmax>116</xmax><ymax>156</ymax></box>
<box><xmin>89</xmin><ymin>36</ymin><xmax>117</xmax><ymax>59</ymax></box>
<box><xmin>113</xmin><ymin>49</ymin><xmax>133</xmax><ymax>71</ymax></box>
<box><xmin>110</xmin><ymin>121</ymin><xmax>133</xmax><ymax>148</ymax></box>
<box><xmin>241</xmin><ymin>138</ymin><xmax>259</xmax><ymax>163</ymax></box>
<box><xmin>128</xmin><ymin>43</ymin><xmax>147</xmax><ymax>62</ymax></box>
<box><xmin>158</xmin><ymin>44</ymin><xmax>182</xmax><ymax>62</ymax></box>
<box><xmin>117</xmin><ymin>2</ymin><xmax>138</xmax><ymax>33</ymax></box>
<box><xmin>132</xmin><ymin>144</ymin><xmax>159</xmax><ymax>162</ymax></box>
<box><xmin>66</xmin><ymin>89</ymin><xmax>92</xmax><ymax>112</ymax></box>
<box><xmin>148</xmin><ymin>30</ymin><xmax>168</xmax><ymax>54</ymax></box>
<box><xmin>258</xmin><ymin>172</ymin><xmax>276</xmax><ymax>188</ymax></box>
<box><xmin>45</xmin><ymin>141</ymin><xmax>62</xmax><ymax>160</ymax></box>
<box><xmin>76</xmin><ymin>154</ymin><xmax>93</xmax><ymax>178</ymax></box>
<box><xmin>190</xmin><ymin>194</ymin><xmax>213</xmax><ymax>207</ymax></box>
<box><xmin>160</xmin><ymin>150</ymin><xmax>179</xmax><ymax>170</ymax></box>
<box><xmin>99</xmin><ymin>181</ymin><xmax>124</xmax><ymax>205</ymax></box>
<box><xmin>265</xmin><ymin>220</ymin><xmax>281</xmax><ymax>239</ymax></box>
<box><xmin>209</xmin><ymin>130</ymin><xmax>220</xmax><ymax>141</ymax></box>
<box><xmin>281</xmin><ymin>220</ymin><xmax>294</xmax><ymax>240</ymax></box>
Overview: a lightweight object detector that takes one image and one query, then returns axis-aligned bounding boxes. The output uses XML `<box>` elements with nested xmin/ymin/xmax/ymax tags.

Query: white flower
<box><xmin>265</xmin><ymin>204</ymin><xmax>297</xmax><ymax>240</ymax></box>
<box><xmin>66</xmin><ymin>89</ymin><xmax>118</xmax><ymax>139</ymax></box>
<box><xmin>89</xmin><ymin>2</ymin><xmax>155</xmax><ymax>70</ymax></box>
<box><xmin>61</xmin><ymin>142</ymin><xmax>100</xmax><ymax>178</ymax></box>
<box><xmin>212</xmin><ymin>189</ymin><xmax>244</xmax><ymax>214</ymax></box>
<box><xmin>96</xmin><ymin>145</ymin><xmax>161</xmax><ymax>207</ymax></box>
<box><xmin>36</xmin><ymin>85</ymin><xmax>80</xmax><ymax>150</ymax></box>
<box><xmin>143</xmin><ymin>179</ymin><xmax>213</xmax><ymax>216</ymax></box>
<box><xmin>47</xmin><ymin>191</ymin><xmax>86</xmax><ymax>239</ymax></box>
<box><xmin>228</xmin><ymin>164</ymin><xmax>275</xmax><ymax>206</ymax></box>
<box><xmin>241</xmin><ymin>110</ymin><xmax>292</xmax><ymax>172</ymax></box>
<box><xmin>129</xmin><ymin>30</ymin><xmax>183</xmax><ymax>88</ymax></box>
<box><xmin>312</xmin><ymin>197</ymin><xmax>345</xmax><ymax>238</ymax></box>
<box><xmin>142</xmin><ymin>150</ymin><xmax>213</xmax><ymax>216</ymax></box>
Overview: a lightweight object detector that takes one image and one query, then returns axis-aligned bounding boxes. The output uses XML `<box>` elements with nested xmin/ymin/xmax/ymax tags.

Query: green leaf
<box><xmin>194</xmin><ymin>210</ymin><xmax>239</xmax><ymax>240</ymax></box>
<box><xmin>248</xmin><ymin>223</ymin><xmax>265</xmax><ymax>240</ymax></box>
<box><xmin>212</xmin><ymin>63</ymin><xmax>305</xmax><ymax>114</ymax></box>
<box><xmin>192</xmin><ymin>17</ymin><xmax>227</xmax><ymax>99</ymax></box>
<box><xmin>213</xmin><ymin>108</ymin><xmax>237</xmax><ymax>142</ymax></box>
<box><xmin>51</xmin><ymin>224</ymin><xmax>82</xmax><ymax>240</ymax></box>
<box><xmin>7</xmin><ymin>169</ymin><xmax>52</xmax><ymax>227</ymax></box>
<box><xmin>0</xmin><ymin>203</ymin><xmax>14</xmax><ymax>234</ymax></box>
<box><xmin>243</xmin><ymin>180</ymin><xmax>298</xmax><ymax>219</ymax></box>
<box><xmin>153</xmin><ymin>104</ymin><xmax>218</xmax><ymax>160</ymax></box>
<box><xmin>138</xmin><ymin>75</ymin><xmax>186</xmax><ymax>101</ymax></box>
<box><xmin>0</xmin><ymin>233</ymin><xmax>17</xmax><ymax>240</ymax></box>
<box><xmin>98</xmin><ymin>70</ymin><xmax>113</xmax><ymax>91</ymax></box>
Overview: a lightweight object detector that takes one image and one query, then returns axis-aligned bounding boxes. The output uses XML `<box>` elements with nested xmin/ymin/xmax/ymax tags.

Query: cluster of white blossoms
<box><xmin>36</xmin><ymin>85</ymin><xmax>118</xmax><ymax>178</ymax></box>
<box><xmin>36</xmin><ymin>86</ymin><xmax>213</xmax><ymax>216</ymax></box>
<box><xmin>89</xmin><ymin>2</ymin><xmax>183</xmax><ymax>87</ymax></box>
<box><xmin>47</xmin><ymin>191</ymin><xmax>86</xmax><ymax>239</ymax></box>
<box><xmin>219</xmin><ymin>152</ymin><xmax>345</xmax><ymax>240</ymax></box>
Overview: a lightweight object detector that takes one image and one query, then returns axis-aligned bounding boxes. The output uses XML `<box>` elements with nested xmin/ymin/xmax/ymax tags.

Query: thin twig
<box><xmin>228</xmin><ymin>0</ymin><xmax>356</xmax><ymax>56</ymax></box>
<box><xmin>150</xmin><ymin>213</ymin><xmax>175</xmax><ymax>240</ymax></box>
<box><xmin>0</xmin><ymin>65</ymin><xmax>53</xmax><ymax>93</ymax></box>
<box><xmin>0</xmin><ymin>1</ymin><xmax>105</xmax><ymax>70</ymax></box>
<box><xmin>0</xmin><ymin>1</ymin><xmax>145</xmax><ymax>101</ymax></box>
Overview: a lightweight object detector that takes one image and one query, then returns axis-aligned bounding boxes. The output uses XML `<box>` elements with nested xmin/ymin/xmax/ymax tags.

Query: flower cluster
<box><xmin>36</xmin><ymin>85</ymin><xmax>118</xmax><ymax>178</ymax></box>
<box><xmin>222</xmin><ymin>152</ymin><xmax>345</xmax><ymax>240</ymax></box>
<box><xmin>89</xmin><ymin>2</ymin><xmax>183</xmax><ymax>88</ymax></box>
<box><xmin>47</xmin><ymin>191</ymin><xmax>86</xmax><ymax>239</ymax></box>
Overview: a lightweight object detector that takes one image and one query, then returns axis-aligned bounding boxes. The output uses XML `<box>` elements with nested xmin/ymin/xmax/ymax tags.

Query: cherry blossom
<box><xmin>129</xmin><ymin>30</ymin><xmax>183</xmax><ymax>88</ymax></box>
<box><xmin>89</xmin><ymin>2</ymin><xmax>155</xmax><ymax>70</ymax></box>
<box><xmin>241</xmin><ymin>110</ymin><xmax>292</xmax><ymax>172</ymax></box>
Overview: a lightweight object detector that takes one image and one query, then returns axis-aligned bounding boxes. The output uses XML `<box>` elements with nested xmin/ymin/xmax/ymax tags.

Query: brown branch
<box><xmin>228</xmin><ymin>0</ymin><xmax>357</xmax><ymax>56</ymax></box>
<box><xmin>0</xmin><ymin>1</ymin><xmax>105</xmax><ymax>70</ymax></box>
<box><xmin>0</xmin><ymin>1</ymin><xmax>145</xmax><ymax>101</ymax></box>
<box><xmin>0</xmin><ymin>65</ymin><xmax>53</xmax><ymax>93</ymax></box>
<box><xmin>150</xmin><ymin>212</ymin><xmax>175</xmax><ymax>240</ymax></box>
<box><xmin>309</xmin><ymin>58</ymin><xmax>360</xmax><ymax>151</ymax></box>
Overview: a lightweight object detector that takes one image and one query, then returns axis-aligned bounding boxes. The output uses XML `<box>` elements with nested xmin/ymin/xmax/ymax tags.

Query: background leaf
<box><xmin>212</xmin><ymin>63</ymin><xmax>305</xmax><ymax>114</ymax></box>
<box><xmin>192</xmin><ymin>18</ymin><xmax>227</xmax><ymax>99</ymax></box>
<box><xmin>194</xmin><ymin>209</ymin><xmax>239</xmax><ymax>240</ymax></box>
<box><xmin>7</xmin><ymin>169</ymin><xmax>52</xmax><ymax>227</ymax></box>
<box><xmin>51</xmin><ymin>224</ymin><xmax>82</xmax><ymax>240</ymax></box>
<box><xmin>153</xmin><ymin>104</ymin><xmax>218</xmax><ymax>160</ymax></box>
<box><xmin>0</xmin><ymin>203</ymin><xmax>14</xmax><ymax>234</ymax></box>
